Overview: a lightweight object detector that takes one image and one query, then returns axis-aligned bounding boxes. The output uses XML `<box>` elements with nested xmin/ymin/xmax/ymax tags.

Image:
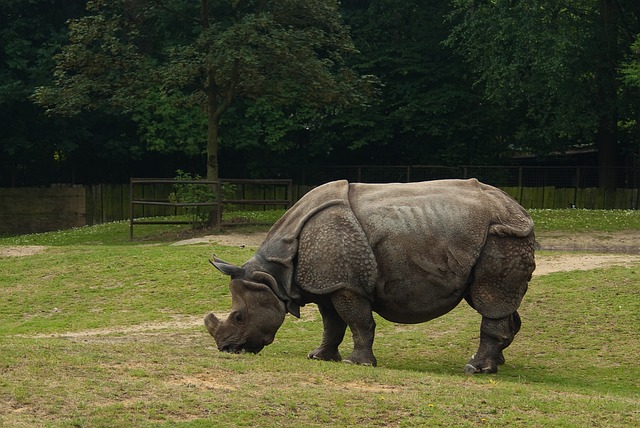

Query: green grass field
<box><xmin>1</xmin><ymin>210</ymin><xmax>639</xmax><ymax>427</ymax></box>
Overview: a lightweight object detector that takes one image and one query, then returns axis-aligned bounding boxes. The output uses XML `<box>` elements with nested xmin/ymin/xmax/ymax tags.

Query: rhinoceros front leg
<box><xmin>308</xmin><ymin>303</ymin><xmax>347</xmax><ymax>362</ymax></box>
<box><xmin>330</xmin><ymin>289</ymin><xmax>377</xmax><ymax>367</ymax></box>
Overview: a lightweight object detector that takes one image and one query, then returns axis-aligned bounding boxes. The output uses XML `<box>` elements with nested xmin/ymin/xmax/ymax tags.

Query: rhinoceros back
<box><xmin>254</xmin><ymin>179</ymin><xmax>533</xmax><ymax>318</ymax></box>
<box><xmin>348</xmin><ymin>179</ymin><xmax>494</xmax><ymax>283</ymax></box>
<box><xmin>348</xmin><ymin>179</ymin><xmax>533</xmax><ymax>244</ymax></box>
<box><xmin>346</xmin><ymin>179</ymin><xmax>533</xmax><ymax>320</ymax></box>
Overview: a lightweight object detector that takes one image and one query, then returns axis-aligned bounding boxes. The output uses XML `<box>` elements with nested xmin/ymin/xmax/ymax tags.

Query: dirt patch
<box><xmin>166</xmin><ymin>374</ymin><xmax>238</xmax><ymax>392</ymax></box>
<box><xmin>532</xmin><ymin>230</ymin><xmax>640</xmax><ymax>274</ymax></box>
<box><xmin>536</xmin><ymin>230</ymin><xmax>640</xmax><ymax>254</ymax></box>
<box><xmin>533</xmin><ymin>253</ymin><xmax>640</xmax><ymax>276</ymax></box>
<box><xmin>0</xmin><ymin>245</ymin><xmax>46</xmax><ymax>257</ymax></box>
<box><xmin>174</xmin><ymin>229</ymin><xmax>640</xmax><ymax>254</ymax></box>
<box><xmin>171</xmin><ymin>232</ymin><xmax>267</xmax><ymax>248</ymax></box>
<box><xmin>24</xmin><ymin>315</ymin><xmax>205</xmax><ymax>339</ymax></box>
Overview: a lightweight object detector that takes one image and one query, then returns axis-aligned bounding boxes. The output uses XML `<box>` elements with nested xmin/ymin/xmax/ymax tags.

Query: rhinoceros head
<box><xmin>205</xmin><ymin>257</ymin><xmax>287</xmax><ymax>354</ymax></box>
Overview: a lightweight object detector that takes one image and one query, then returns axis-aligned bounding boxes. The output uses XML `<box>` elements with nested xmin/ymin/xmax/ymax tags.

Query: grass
<box><xmin>529</xmin><ymin>209</ymin><xmax>640</xmax><ymax>232</ymax></box>
<box><xmin>1</xmin><ymin>209</ymin><xmax>639</xmax><ymax>427</ymax></box>
<box><xmin>0</xmin><ymin>210</ymin><xmax>286</xmax><ymax>246</ymax></box>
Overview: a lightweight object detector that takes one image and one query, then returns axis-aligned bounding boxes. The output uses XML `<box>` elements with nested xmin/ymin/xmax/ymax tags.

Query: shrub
<box><xmin>168</xmin><ymin>170</ymin><xmax>236</xmax><ymax>228</ymax></box>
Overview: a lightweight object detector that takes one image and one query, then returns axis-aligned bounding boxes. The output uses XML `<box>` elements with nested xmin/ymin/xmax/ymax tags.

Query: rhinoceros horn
<box><xmin>210</xmin><ymin>257</ymin><xmax>245</xmax><ymax>277</ymax></box>
<box><xmin>204</xmin><ymin>312</ymin><xmax>220</xmax><ymax>337</ymax></box>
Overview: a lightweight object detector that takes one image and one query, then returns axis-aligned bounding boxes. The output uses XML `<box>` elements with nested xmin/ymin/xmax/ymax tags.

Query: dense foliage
<box><xmin>447</xmin><ymin>0</ymin><xmax>640</xmax><ymax>188</ymax></box>
<box><xmin>1</xmin><ymin>0</ymin><xmax>639</xmax><ymax>186</ymax></box>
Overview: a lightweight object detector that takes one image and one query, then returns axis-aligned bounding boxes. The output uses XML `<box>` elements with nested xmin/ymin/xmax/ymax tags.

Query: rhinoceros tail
<box><xmin>478</xmin><ymin>182</ymin><xmax>534</xmax><ymax>238</ymax></box>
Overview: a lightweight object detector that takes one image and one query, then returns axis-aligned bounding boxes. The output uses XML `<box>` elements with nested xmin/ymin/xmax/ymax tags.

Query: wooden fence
<box><xmin>82</xmin><ymin>183</ymin><xmax>640</xmax><ymax>222</ymax></box>
<box><xmin>0</xmin><ymin>186</ymin><xmax>86</xmax><ymax>235</ymax></box>
<box><xmin>128</xmin><ymin>178</ymin><xmax>293</xmax><ymax>238</ymax></box>
<box><xmin>86</xmin><ymin>179</ymin><xmax>295</xmax><ymax>226</ymax></box>
<box><xmin>501</xmin><ymin>187</ymin><xmax>639</xmax><ymax>210</ymax></box>
<box><xmin>1</xmin><ymin>182</ymin><xmax>638</xmax><ymax>236</ymax></box>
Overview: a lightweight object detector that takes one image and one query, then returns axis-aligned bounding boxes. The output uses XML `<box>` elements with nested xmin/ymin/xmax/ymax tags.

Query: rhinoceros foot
<box><xmin>308</xmin><ymin>348</ymin><xmax>342</xmax><ymax>362</ymax></box>
<box><xmin>464</xmin><ymin>363</ymin><xmax>498</xmax><ymax>374</ymax></box>
<box><xmin>343</xmin><ymin>350</ymin><xmax>377</xmax><ymax>367</ymax></box>
<box><xmin>464</xmin><ymin>352</ymin><xmax>502</xmax><ymax>374</ymax></box>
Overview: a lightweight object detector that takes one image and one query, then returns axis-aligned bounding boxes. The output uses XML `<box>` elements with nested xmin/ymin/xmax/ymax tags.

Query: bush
<box><xmin>168</xmin><ymin>170</ymin><xmax>236</xmax><ymax>228</ymax></box>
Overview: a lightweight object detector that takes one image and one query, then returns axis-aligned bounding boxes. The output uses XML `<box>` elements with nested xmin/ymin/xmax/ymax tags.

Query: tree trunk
<box><xmin>596</xmin><ymin>0</ymin><xmax>620</xmax><ymax>190</ymax></box>
<box><xmin>596</xmin><ymin>116</ymin><xmax>618</xmax><ymax>190</ymax></box>
<box><xmin>206</xmin><ymin>97</ymin><xmax>219</xmax><ymax>183</ymax></box>
<box><xmin>206</xmin><ymin>75</ymin><xmax>220</xmax><ymax>227</ymax></box>
<box><xmin>200</xmin><ymin>0</ymin><xmax>219</xmax><ymax>226</ymax></box>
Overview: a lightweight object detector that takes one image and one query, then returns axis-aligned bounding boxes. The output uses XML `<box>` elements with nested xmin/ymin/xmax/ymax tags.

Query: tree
<box><xmin>298</xmin><ymin>0</ymin><xmax>513</xmax><ymax>167</ymax></box>
<box><xmin>618</xmin><ymin>27</ymin><xmax>640</xmax><ymax>179</ymax></box>
<box><xmin>0</xmin><ymin>0</ymin><xmax>88</xmax><ymax>186</ymax></box>
<box><xmin>34</xmin><ymin>0</ymin><xmax>375</xmax><ymax>183</ymax></box>
<box><xmin>447</xmin><ymin>0</ymin><xmax>640</xmax><ymax>188</ymax></box>
<box><xmin>621</xmin><ymin>34</ymin><xmax>640</xmax><ymax>88</ymax></box>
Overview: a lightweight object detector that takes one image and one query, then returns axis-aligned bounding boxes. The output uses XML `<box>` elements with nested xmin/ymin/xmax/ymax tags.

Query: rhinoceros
<box><xmin>205</xmin><ymin>179</ymin><xmax>535</xmax><ymax>374</ymax></box>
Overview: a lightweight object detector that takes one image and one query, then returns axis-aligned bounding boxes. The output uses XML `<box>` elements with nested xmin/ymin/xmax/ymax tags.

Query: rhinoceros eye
<box><xmin>232</xmin><ymin>310</ymin><xmax>244</xmax><ymax>324</ymax></box>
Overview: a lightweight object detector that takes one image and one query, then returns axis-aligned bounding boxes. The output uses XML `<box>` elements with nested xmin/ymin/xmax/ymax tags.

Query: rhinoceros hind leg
<box><xmin>465</xmin><ymin>234</ymin><xmax>533</xmax><ymax>374</ymax></box>
<box><xmin>307</xmin><ymin>303</ymin><xmax>346</xmax><ymax>362</ymax></box>
<box><xmin>465</xmin><ymin>312</ymin><xmax>521</xmax><ymax>374</ymax></box>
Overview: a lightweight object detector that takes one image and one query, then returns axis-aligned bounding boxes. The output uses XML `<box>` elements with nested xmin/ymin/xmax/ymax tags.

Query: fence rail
<box><xmin>128</xmin><ymin>178</ymin><xmax>293</xmax><ymax>239</ymax></box>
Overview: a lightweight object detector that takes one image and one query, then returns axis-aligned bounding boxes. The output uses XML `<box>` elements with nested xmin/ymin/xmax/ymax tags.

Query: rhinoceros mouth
<box><xmin>218</xmin><ymin>341</ymin><xmax>265</xmax><ymax>354</ymax></box>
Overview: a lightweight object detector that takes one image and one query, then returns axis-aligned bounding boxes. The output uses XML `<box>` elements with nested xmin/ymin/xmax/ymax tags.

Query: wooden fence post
<box><xmin>216</xmin><ymin>180</ymin><xmax>222</xmax><ymax>229</ymax></box>
<box><xmin>129</xmin><ymin>180</ymin><xmax>134</xmax><ymax>240</ymax></box>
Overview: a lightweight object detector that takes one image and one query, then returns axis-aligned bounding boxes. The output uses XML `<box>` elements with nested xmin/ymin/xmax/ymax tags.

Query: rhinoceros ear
<box><xmin>210</xmin><ymin>256</ymin><xmax>245</xmax><ymax>278</ymax></box>
<box><xmin>252</xmin><ymin>271</ymin><xmax>301</xmax><ymax>318</ymax></box>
